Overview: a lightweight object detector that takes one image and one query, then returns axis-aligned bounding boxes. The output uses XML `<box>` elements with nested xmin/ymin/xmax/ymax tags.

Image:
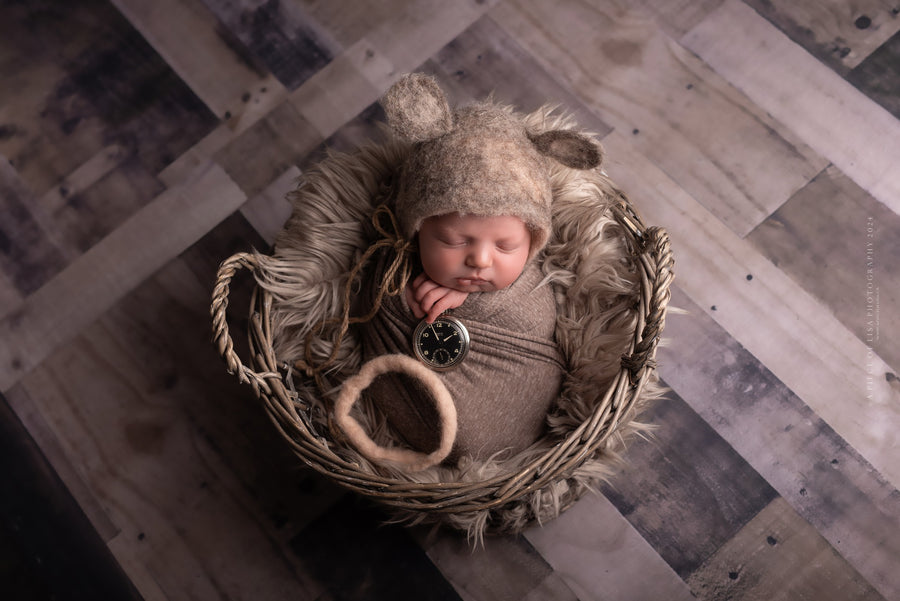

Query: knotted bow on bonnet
<box><xmin>381</xmin><ymin>73</ymin><xmax>603</xmax><ymax>258</ymax></box>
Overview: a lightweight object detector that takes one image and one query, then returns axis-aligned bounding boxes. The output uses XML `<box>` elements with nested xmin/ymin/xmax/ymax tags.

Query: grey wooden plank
<box><xmin>315</xmin><ymin>101</ymin><xmax>389</xmax><ymax>157</ymax></box>
<box><xmin>659</xmin><ymin>286</ymin><xmax>900</xmax><ymax>601</ymax></box>
<box><xmin>525</xmin><ymin>493</ymin><xmax>696</xmax><ymax>601</ymax></box>
<box><xmin>600</xmin><ymin>391</ymin><xmax>777</xmax><ymax>577</ymax></box>
<box><xmin>0</xmin><ymin>0</ymin><xmax>218</xmax><ymax>194</ymax></box>
<box><xmin>239</xmin><ymin>166</ymin><xmax>298</xmax><ymax>246</ymax></box>
<box><xmin>742</xmin><ymin>0</ymin><xmax>900</xmax><ymax>73</ymax></box>
<box><xmin>422</xmin><ymin>534</ymin><xmax>555</xmax><ymax>601</ymax></box>
<box><xmin>213</xmin><ymin>100</ymin><xmax>323</xmax><ymax>197</ymax></box>
<box><xmin>848</xmin><ymin>29</ymin><xmax>900</xmax><ymax>120</ymax></box>
<box><xmin>198</xmin><ymin>0</ymin><xmax>337</xmax><ymax>91</ymax></box>
<box><xmin>747</xmin><ymin>164</ymin><xmax>900</xmax><ymax>373</ymax></box>
<box><xmin>0</xmin><ymin>159</ymin><xmax>68</xmax><ymax>296</ymax></box>
<box><xmin>688</xmin><ymin>497</ymin><xmax>886</xmax><ymax>601</ymax></box>
<box><xmin>291</xmin><ymin>0</ymin><xmax>414</xmax><ymax>48</ymax></box>
<box><xmin>628</xmin><ymin>0</ymin><xmax>727</xmax><ymax>38</ymax></box>
<box><xmin>427</xmin><ymin>15</ymin><xmax>613</xmax><ymax>136</ymax></box>
<box><xmin>521</xmin><ymin>572</ymin><xmax>579</xmax><ymax>601</ymax></box>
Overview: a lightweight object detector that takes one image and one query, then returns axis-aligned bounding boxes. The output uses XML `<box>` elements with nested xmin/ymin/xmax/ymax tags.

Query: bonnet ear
<box><xmin>381</xmin><ymin>73</ymin><xmax>453</xmax><ymax>142</ymax></box>
<box><xmin>529</xmin><ymin>129</ymin><xmax>603</xmax><ymax>170</ymax></box>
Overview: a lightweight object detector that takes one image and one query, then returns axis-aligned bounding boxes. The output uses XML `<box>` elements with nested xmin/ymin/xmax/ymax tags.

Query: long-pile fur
<box><xmin>252</xmin><ymin>105</ymin><xmax>665</xmax><ymax>543</ymax></box>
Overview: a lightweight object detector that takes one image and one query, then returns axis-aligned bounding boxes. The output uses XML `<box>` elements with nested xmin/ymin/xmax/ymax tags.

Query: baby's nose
<box><xmin>466</xmin><ymin>245</ymin><xmax>492</xmax><ymax>268</ymax></box>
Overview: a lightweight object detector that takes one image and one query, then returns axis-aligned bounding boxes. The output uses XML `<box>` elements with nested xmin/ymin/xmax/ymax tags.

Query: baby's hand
<box><xmin>405</xmin><ymin>273</ymin><xmax>469</xmax><ymax>323</ymax></box>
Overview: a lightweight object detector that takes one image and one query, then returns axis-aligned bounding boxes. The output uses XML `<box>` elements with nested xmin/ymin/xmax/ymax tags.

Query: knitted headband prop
<box><xmin>382</xmin><ymin>73</ymin><xmax>603</xmax><ymax>256</ymax></box>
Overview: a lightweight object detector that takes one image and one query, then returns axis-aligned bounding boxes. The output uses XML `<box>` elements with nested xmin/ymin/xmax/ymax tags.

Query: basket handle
<box><xmin>211</xmin><ymin>252</ymin><xmax>275</xmax><ymax>394</ymax></box>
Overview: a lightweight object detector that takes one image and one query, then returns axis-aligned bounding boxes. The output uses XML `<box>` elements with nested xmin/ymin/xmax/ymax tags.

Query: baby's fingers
<box><xmin>405</xmin><ymin>284</ymin><xmax>425</xmax><ymax>319</ymax></box>
<box><xmin>418</xmin><ymin>286</ymin><xmax>450</xmax><ymax>318</ymax></box>
<box><xmin>425</xmin><ymin>290</ymin><xmax>469</xmax><ymax>323</ymax></box>
<box><xmin>413</xmin><ymin>278</ymin><xmax>441</xmax><ymax>302</ymax></box>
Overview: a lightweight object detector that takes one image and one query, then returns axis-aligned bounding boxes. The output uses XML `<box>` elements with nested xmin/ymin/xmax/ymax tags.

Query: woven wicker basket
<box><xmin>210</xmin><ymin>194</ymin><xmax>673</xmax><ymax>530</ymax></box>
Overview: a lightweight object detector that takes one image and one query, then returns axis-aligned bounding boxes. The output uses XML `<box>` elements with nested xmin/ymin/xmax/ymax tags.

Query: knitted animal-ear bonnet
<box><xmin>381</xmin><ymin>73</ymin><xmax>603</xmax><ymax>257</ymax></box>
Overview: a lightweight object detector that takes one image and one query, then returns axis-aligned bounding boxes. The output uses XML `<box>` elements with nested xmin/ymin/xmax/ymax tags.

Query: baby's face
<box><xmin>418</xmin><ymin>213</ymin><xmax>531</xmax><ymax>293</ymax></box>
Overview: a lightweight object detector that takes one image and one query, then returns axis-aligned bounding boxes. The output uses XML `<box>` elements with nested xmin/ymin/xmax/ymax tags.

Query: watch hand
<box><xmin>443</xmin><ymin>331</ymin><xmax>458</xmax><ymax>343</ymax></box>
<box><xmin>429</xmin><ymin>324</ymin><xmax>439</xmax><ymax>340</ymax></box>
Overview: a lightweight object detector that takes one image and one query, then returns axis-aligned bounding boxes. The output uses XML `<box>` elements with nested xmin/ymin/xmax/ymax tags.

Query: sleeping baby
<box><xmin>334</xmin><ymin>74</ymin><xmax>602</xmax><ymax>471</ymax></box>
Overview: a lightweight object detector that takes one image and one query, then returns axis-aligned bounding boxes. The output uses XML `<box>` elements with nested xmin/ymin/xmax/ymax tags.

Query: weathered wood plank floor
<box><xmin>1</xmin><ymin>1</ymin><xmax>897</xmax><ymax>599</ymax></box>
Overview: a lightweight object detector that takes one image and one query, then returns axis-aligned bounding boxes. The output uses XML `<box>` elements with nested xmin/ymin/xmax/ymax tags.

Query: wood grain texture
<box><xmin>198</xmin><ymin>0</ymin><xmax>338</xmax><ymax>91</ymax></box>
<box><xmin>213</xmin><ymin>100</ymin><xmax>322</xmax><ymax>197</ymax></box>
<box><xmin>0</xmin><ymin>393</ymin><xmax>142</xmax><ymax>601</ymax></box>
<box><xmin>747</xmin><ymin>165</ymin><xmax>900</xmax><ymax>373</ymax></box>
<box><xmin>683</xmin><ymin>0</ymin><xmax>900</xmax><ymax>217</ymax></box>
<box><xmin>287</xmin><ymin>50</ymin><xmax>388</xmax><ymax>140</ymax></box>
<box><xmin>601</xmin><ymin>391</ymin><xmax>777</xmax><ymax>577</ymax></box>
<box><xmin>290</xmin><ymin>0</ymin><xmax>418</xmax><ymax>48</ymax></box>
<box><xmin>0</xmin><ymin>268</ymin><xmax>23</xmax><ymax>323</ymax></box>
<box><xmin>626</xmin><ymin>0</ymin><xmax>726</xmax><ymax>37</ymax></box>
<box><xmin>428</xmin><ymin>15</ymin><xmax>613</xmax><ymax>135</ymax></box>
<box><xmin>239</xmin><ymin>165</ymin><xmax>299</xmax><ymax>245</ymax></box>
<box><xmin>848</xmin><ymin>29</ymin><xmax>900</xmax><ymax>119</ymax></box>
<box><xmin>0</xmin><ymin>162</ymin><xmax>245</xmax><ymax>392</ymax></box>
<box><xmin>422</xmin><ymin>534</ymin><xmax>556</xmax><ymax>601</ymax></box>
<box><xmin>111</xmin><ymin>0</ymin><xmax>272</xmax><ymax>118</ymax></box>
<box><xmin>0</xmin><ymin>0</ymin><xmax>217</xmax><ymax>195</ymax></box>
<box><xmin>5</xmin><ymin>383</ymin><xmax>119</xmax><ymax>543</ymax></box>
<box><xmin>659</xmin><ymin>287</ymin><xmax>900</xmax><ymax>601</ymax></box>
<box><xmin>520</xmin><ymin>573</ymin><xmax>579</xmax><ymax>601</ymax></box>
<box><xmin>687</xmin><ymin>497</ymin><xmax>886</xmax><ymax>600</ymax></box>
<box><xmin>525</xmin><ymin>494</ymin><xmax>697</xmax><ymax>601</ymax></box>
<box><xmin>1</xmin><ymin>149</ymin><xmax>166</xmax><ymax>297</ymax></box>
<box><xmin>492</xmin><ymin>0</ymin><xmax>827</xmax><ymax>237</ymax></box>
<box><xmin>601</xmin><ymin>130</ymin><xmax>900</xmax><ymax>494</ymax></box>
<box><xmin>36</xmin><ymin>144</ymin><xmax>131</xmax><ymax>217</ymax></box>
<box><xmin>163</xmin><ymin>0</ymin><xmax>497</xmax><ymax>189</ymax></box>
<box><xmin>158</xmin><ymin>76</ymin><xmax>290</xmax><ymax>186</ymax></box>
<box><xmin>360</xmin><ymin>0</ymin><xmax>501</xmax><ymax>84</ymax></box>
<box><xmin>0</xmin><ymin>158</ymin><xmax>69</xmax><ymax>297</ymax></box>
<box><xmin>742</xmin><ymin>0</ymin><xmax>900</xmax><ymax>71</ymax></box>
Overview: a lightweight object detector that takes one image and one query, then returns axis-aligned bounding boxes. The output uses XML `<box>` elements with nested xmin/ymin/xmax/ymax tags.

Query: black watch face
<box><xmin>413</xmin><ymin>316</ymin><xmax>470</xmax><ymax>370</ymax></box>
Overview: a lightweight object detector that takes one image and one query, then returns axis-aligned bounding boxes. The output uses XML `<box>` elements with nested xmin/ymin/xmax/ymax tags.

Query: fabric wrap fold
<box><xmin>357</xmin><ymin>250</ymin><xmax>564</xmax><ymax>463</ymax></box>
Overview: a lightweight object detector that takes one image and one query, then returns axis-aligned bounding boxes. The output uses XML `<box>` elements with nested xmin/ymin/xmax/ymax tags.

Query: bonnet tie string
<box><xmin>297</xmin><ymin>203</ymin><xmax>413</xmax><ymax>393</ymax></box>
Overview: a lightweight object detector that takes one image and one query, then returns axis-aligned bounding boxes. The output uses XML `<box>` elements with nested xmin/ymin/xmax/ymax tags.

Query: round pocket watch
<box><xmin>413</xmin><ymin>315</ymin><xmax>470</xmax><ymax>371</ymax></box>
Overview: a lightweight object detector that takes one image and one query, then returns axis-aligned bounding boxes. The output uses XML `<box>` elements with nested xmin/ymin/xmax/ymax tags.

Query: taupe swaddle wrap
<box><xmin>359</xmin><ymin>251</ymin><xmax>564</xmax><ymax>463</ymax></box>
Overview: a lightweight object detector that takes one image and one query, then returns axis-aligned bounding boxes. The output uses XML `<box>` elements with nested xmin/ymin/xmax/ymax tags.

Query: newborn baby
<box><xmin>336</xmin><ymin>73</ymin><xmax>602</xmax><ymax>470</ymax></box>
